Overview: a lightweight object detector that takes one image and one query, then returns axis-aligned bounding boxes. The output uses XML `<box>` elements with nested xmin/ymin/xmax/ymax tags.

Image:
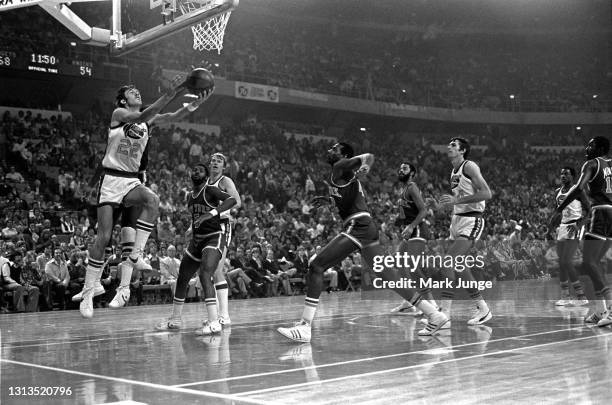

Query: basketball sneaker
<box><xmin>555</xmin><ymin>297</ymin><xmax>572</xmax><ymax>306</ymax></box>
<box><xmin>417</xmin><ymin>311</ymin><xmax>450</xmax><ymax>336</ymax></box>
<box><xmin>467</xmin><ymin>305</ymin><xmax>492</xmax><ymax>326</ymax></box>
<box><xmin>109</xmin><ymin>286</ymin><xmax>131</xmax><ymax>309</ymax></box>
<box><xmin>129</xmin><ymin>255</ymin><xmax>152</xmax><ymax>271</ymax></box>
<box><xmin>584</xmin><ymin>311</ymin><xmax>606</xmax><ymax>325</ymax></box>
<box><xmin>596</xmin><ymin>310</ymin><xmax>612</xmax><ymax>327</ymax></box>
<box><xmin>571</xmin><ymin>298</ymin><xmax>589</xmax><ymax>306</ymax></box>
<box><xmin>72</xmin><ymin>283</ymin><xmax>105</xmax><ymax>302</ymax></box>
<box><xmin>218</xmin><ymin>315</ymin><xmax>231</xmax><ymax>326</ymax></box>
<box><xmin>277</xmin><ymin>320</ymin><xmax>311</xmax><ymax>343</ymax></box>
<box><xmin>196</xmin><ymin>320</ymin><xmax>222</xmax><ymax>336</ymax></box>
<box><xmin>155</xmin><ymin>316</ymin><xmax>182</xmax><ymax>331</ymax></box>
<box><xmin>390</xmin><ymin>300</ymin><xmax>423</xmax><ymax>316</ymax></box>
<box><xmin>79</xmin><ymin>287</ymin><xmax>95</xmax><ymax>318</ymax></box>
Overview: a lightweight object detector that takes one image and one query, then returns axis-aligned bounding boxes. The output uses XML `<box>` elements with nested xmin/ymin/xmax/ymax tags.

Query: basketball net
<box><xmin>178</xmin><ymin>0</ymin><xmax>232</xmax><ymax>53</ymax></box>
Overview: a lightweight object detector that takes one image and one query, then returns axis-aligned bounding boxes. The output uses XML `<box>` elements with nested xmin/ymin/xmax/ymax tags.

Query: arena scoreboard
<box><xmin>0</xmin><ymin>49</ymin><xmax>95</xmax><ymax>78</ymax></box>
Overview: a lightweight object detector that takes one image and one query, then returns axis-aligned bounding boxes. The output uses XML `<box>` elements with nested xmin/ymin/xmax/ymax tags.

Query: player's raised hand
<box><xmin>160</xmin><ymin>73</ymin><xmax>186</xmax><ymax>97</ymax></box>
<box><xmin>356</xmin><ymin>164</ymin><xmax>370</xmax><ymax>176</ymax></box>
<box><xmin>311</xmin><ymin>195</ymin><xmax>332</xmax><ymax>208</ymax></box>
<box><xmin>192</xmin><ymin>87</ymin><xmax>215</xmax><ymax>107</ymax></box>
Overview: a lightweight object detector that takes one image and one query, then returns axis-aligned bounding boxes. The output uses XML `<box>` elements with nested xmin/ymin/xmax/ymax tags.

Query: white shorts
<box><xmin>97</xmin><ymin>174</ymin><xmax>142</xmax><ymax>207</ymax></box>
<box><xmin>556</xmin><ymin>223</ymin><xmax>581</xmax><ymax>241</ymax></box>
<box><xmin>450</xmin><ymin>215</ymin><xmax>484</xmax><ymax>240</ymax></box>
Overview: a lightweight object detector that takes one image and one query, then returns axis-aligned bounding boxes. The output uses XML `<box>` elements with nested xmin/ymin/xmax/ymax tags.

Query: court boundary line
<box><xmin>0</xmin><ymin>358</ymin><xmax>273</xmax><ymax>405</ymax></box>
<box><xmin>234</xmin><ymin>331</ymin><xmax>611</xmax><ymax>397</ymax></box>
<box><xmin>2</xmin><ymin>313</ymin><xmax>370</xmax><ymax>349</ymax></box>
<box><xmin>173</xmin><ymin>324</ymin><xmax>590</xmax><ymax>388</ymax></box>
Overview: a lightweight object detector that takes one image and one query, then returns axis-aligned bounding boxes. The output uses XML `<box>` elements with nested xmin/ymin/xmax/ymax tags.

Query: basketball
<box><xmin>184</xmin><ymin>68</ymin><xmax>215</xmax><ymax>94</ymax></box>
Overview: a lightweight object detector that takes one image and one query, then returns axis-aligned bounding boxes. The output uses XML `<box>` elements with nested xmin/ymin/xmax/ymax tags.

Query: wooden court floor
<box><xmin>1</xmin><ymin>279</ymin><xmax>611</xmax><ymax>404</ymax></box>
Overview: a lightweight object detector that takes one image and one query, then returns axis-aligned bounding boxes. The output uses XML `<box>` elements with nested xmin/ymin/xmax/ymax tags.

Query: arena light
<box><xmin>509</xmin><ymin>94</ymin><xmax>515</xmax><ymax>99</ymax></box>
<box><xmin>576</xmin><ymin>126</ymin><xmax>582</xmax><ymax>130</ymax></box>
<box><xmin>359</xmin><ymin>127</ymin><xmax>367</xmax><ymax>132</ymax></box>
<box><xmin>593</xmin><ymin>94</ymin><xmax>598</xmax><ymax>99</ymax></box>
<box><xmin>70</xmin><ymin>42</ymin><xmax>77</xmax><ymax>47</ymax></box>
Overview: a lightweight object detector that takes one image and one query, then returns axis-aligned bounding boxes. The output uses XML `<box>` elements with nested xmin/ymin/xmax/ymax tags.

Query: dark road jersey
<box><xmin>588</xmin><ymin>157</ymin><xmax>612</xmax><ymax>206</ymax></box>
<box><xmin>399</xmin><ymin>183</ymin><xmax>419</xmax><ymax>225</ymax></box>
<box><xmin>329</xmin><ymin>174</ymin><xmax>369</xmax><ymax>221</ymax></box>
<box><xmin>188</xmin><ymin>185</ymin><xmax>231</xmax><ymax>235</ymax></box>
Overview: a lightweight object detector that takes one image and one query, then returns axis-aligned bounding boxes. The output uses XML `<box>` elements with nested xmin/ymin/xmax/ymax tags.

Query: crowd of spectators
<box><xmin>0</xmin><ymin>1</ymin><xmax>608</xmax><ymax>112</ymax></box>
<box><xmin>1</xmin><ymin>104</ymin><xmax>609</xmax><ymax>313</ymax></box>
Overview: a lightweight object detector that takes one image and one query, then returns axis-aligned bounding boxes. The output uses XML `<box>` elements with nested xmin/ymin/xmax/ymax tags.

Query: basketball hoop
<box><xmin>177</xmin><ymin>0</ymin><xmax>233</xmax><ymax>53</ymax></box>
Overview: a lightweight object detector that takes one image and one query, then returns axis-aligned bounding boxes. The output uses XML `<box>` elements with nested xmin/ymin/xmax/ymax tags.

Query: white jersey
<box><xmin>450</xmin><ymin>160</ymin><xmax>485</xmax><ymax>215</ymax></box>
<box><xmin>556</xmin><ymin>187</ymin><xmax>582</xmax><ymax>223</ymax></box>
<box><xmin>101</xmin><ymin>122</ymin><xmax>149</xmax><ymax>173</ymax></box>
<box><xmin>206</xmin><ymin>175</ymin><xmax>234</xmax><ymax>221</ymax></box>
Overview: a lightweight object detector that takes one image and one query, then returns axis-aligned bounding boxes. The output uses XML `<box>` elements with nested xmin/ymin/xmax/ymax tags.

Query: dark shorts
<box><xmin>586</xmin><ymin>205</ymin><xmax>612</xmax><ymax>240</ymax></box>
<box><xmin>185</xmin><ymin>228</ymin><xmax>228</xmax><ymax>262</ymax></box>
<box><xmin>341</xmin><ymin>213</ymin><xmax>379</xmax><ymax>249</ymax></box>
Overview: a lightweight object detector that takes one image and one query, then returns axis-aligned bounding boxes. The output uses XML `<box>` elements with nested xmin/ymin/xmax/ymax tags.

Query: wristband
<box><xmin>187</xmin><ymin>104</ymin><xmax>198</xmax><ymax>112</ymax></box>
<box><xmin>209</xmin><ymin>209</ymin><xmax>219</xmax><ymax>217</ymax></box>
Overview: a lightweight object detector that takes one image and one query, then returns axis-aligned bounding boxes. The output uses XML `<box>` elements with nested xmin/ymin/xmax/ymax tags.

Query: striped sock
<box><xmin>121</xmin><ymin>227</ymin><xmax>136</xmax><ymax>261</ymax></box>
<box><xmin>469</xmin><ymin>290</ymin><xmax>483</xmax><ymax>304</ymax></box>
<box><xmin>215</xmin><ymin>282</ymin><xmax>229</xmax><ymax>318</ymax></box>
<box><xmin>571</xmin><ymin>281</ymin><xmax>586</xmax><ymax>298</ymax></box>
<box><xmin>301</xmin><ymin>296</ymin><xmax>319</xmax><ymax>324</ymax></box>
<box><xmin>440</xmin><ymin>290</ymin><xmax>454</xmax><ymax>314</ymax></box>
<box><xmin>130</xmin><ymin>220</ymin><xmax>154</xmax><ymax>260</ymax></box>
<box><xmin>172</xmin><ymin>297</ymin><xmax>185</xmax><ymax>318</ymax></box>
<box><xmin>205</xmin><ymin>298</ymin><xmax>219</xmax><ymax>321</ymax></box>
<box><xmin>560</xmin><ymin>281</ymin><xmax>570</xmax><ymax>297</ymax></box>
<box><xmin>602</xmin><ymin>286</ymin><xmax>612</xmax><ymax>309</ymax></box>
<box><xmin>85</xmin><ymin>258</ymin><xmax>104</xmax><ymax>288</ymax></box>
<box><xmin>594</xmin><ymin>290</ymin><xmax>606</xmax><ymax>312</ymax></box>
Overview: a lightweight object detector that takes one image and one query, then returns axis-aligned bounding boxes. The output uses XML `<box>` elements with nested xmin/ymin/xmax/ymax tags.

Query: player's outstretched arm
<box><xmin>149</xmin><ymin>87</ymin><xmax>214</xmax><ymax>126</ymax></box>
<box><xmin>112</xmin><ymin>74</ymin><xmax>186</xmax><ymax>125</ymax></box>
<box><xmin>334</xmin><ymin>153</ymin><xmax>375</xmax><ymax>178</ymax></box>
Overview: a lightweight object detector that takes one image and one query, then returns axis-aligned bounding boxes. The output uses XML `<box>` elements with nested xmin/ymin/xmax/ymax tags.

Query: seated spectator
<box><xmin>263</xmin><ymin>249</ymin><xmax>291</xmax><ymax>296</ymax></box>
<box><xmin>5</xmin><ymin>166</ymin><xmax>24</xmax><ymax>183</ymax></box>
<box><xmin>67</xmin><ymin>249</ymin><xmax>86</xmax><ymax>307</ymax></box>
<box><xmin>2</xmin><ymin>219</ymin><xmax>18</xmax><ymax>241</ymax></box>
<box><xmin>22</xmin><ymin>250</ymin><xmax>50</xmax><ymax>311</ymax></box>
<box><xmin>246</xmin><ymin>245</ymin><xmax>274</xmax><ymax>297</ymax></box>
<box><xmin>60</xmin><ymin>215</ymin><xmax>75</xmax><ymax>235</ymax></box>
<box><xmin>228</xmin><ymin>247</ymin><xmax>259</xmax><ymax>297</ymax></box>
<box><xmin>2</xmin><ymin>252</ymin><xmax>36</xmax><ymax>312</ymax></box>
<box><xmin>44</xmin><ymin>248</ymin><xmax>70</xmax><ymax>310</ymax></box>
<box><xmin>160</xmin><ymin>244</ymin><xmax>180</xmax><ymax>295</ymax></box>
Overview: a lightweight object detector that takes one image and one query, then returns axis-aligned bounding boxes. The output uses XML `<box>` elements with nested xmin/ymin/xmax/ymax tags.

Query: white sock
<box><xmin>172</xmin><ymin>297</ymin><xmax>185</xmax><ymax>318</ymax></box>
<box><xmin>130</xmin><ymin>220</ymin><xmax>154</xmax><ymax>260</ymax></box>
<box><xmin>301</xmin><ymin>297</ymin><xmax>319</xmax><ymax>324</ymax></box>
<box><xmin>215</xmin><ymin>282</ymin><xmax>230</xmax><ymax>318</ymax></box>
<box><xmin>205</xmin><ymin>298</ymin><xmax>219</xmax><ymax>322</ymax></box>
<box><xmin>119</xmin><ymin>261</ymin><xmax>134</xmax><ymax>288</ymax></box>
<box><xmin>85</xmin><ymin>258</ymin><xmax>104</xmax><ymax>288</ymax></box>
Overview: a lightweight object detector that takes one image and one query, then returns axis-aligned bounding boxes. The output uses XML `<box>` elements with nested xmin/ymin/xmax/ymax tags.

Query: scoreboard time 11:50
<box><xmin>0</xmin><ymin>50</ymin><xmax>94</xmax><ymax>77</ymax></box>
